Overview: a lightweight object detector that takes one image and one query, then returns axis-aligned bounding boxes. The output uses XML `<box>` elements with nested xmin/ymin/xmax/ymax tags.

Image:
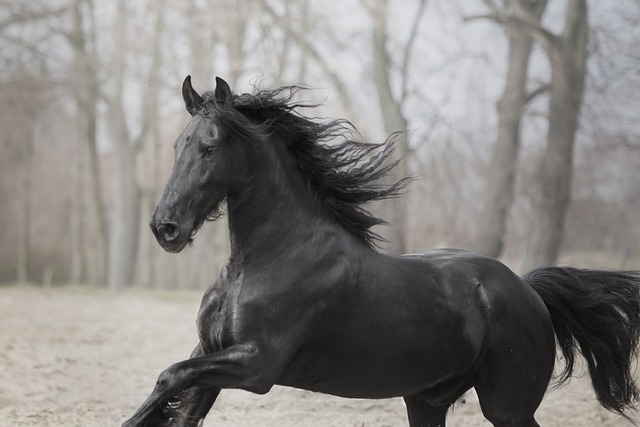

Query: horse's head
<box><xmin>150</xmin><ymin>76</ymin><xmax>249</xmax><ymax>253</ymax></box>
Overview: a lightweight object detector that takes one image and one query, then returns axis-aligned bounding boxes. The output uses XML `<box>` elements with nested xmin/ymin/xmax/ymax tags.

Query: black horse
<box><xmin>124</xmin><ymin>76</ymin><xmax>640</xmax><ymax>427</ymax></box>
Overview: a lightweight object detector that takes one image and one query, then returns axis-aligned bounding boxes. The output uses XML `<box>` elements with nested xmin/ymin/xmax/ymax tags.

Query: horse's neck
<box><xmin>226</xmin><ymin>137</ymin><xmax>333</xmax><ymax>259</ymax></box>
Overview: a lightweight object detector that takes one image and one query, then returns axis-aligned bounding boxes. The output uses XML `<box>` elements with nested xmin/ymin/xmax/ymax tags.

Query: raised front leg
<box><xmin>164</xmin><ymin>387</ymin><xmax>220</xmax><ymax>427</ymax></box>
<box><xmin>122</xmin><ymin>343</ymin><xmax>276</xmax><ymax>427</ymax></box>
<box><xmin>143</xmin><ymin>344</ymin><xmax>220</xmax><ymax>427</ymax></box>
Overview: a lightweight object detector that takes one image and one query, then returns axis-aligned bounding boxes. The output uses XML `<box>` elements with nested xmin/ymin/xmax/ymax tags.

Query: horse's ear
<box><xmin>182</xmin><ymin>75</ymin><xmax>203</xmax><ymax>116</ymax></box>
<box><xmin>214</xmin><ymin>77</ymin><xmax>233</xmax><ymax>109</ymax></box>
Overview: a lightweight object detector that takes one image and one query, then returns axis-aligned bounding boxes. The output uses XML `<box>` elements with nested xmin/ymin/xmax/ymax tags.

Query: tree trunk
<box><xmin>17</xmin><ymin>119</ymin><xmax>34</xmax><ymax>284</ymax></box>
<box><xmin>136</xmin><ymin>0</ymin><xmax>166</xmax><ymax>288</ymax></box>
<box><xmin>187</xmin><ymin>0</ymin><xmax>215</xmax><ymax>85</ymax></box>
<box><xmin>85</xmin><ymin>93</ymin><xmax>108</xmax><ymax>285</ymax></box>
<box><xmin>226</xmin><ymin>0</ymin><xmax>247</xmax><ymax>88</ymax></box>
<box><xmin>107</xmin><ymin>103</ymin><xmax>140</xmax><ymax>290</ymax></box>
<box><xmin>107</xmin><ymin>0</ymin><xmax>139</xmax><ymax>290</ymax></box>
<box><xmin>522</xmin><ymin>0</ymin><xmax>588</xmax><ymax>270</ymax></box>
<box><xmin>70</xmin><ymin>114</ymin><xmax>85</xmax><ymax>284</ymax></box>
<box><xmin>68</xmin><ymin>0</ymin><xmax>107</xmax><ymax>285</ymax></box>
<box><xmin>473</xmin><ymin>0</ymin><xmax>547</xmax><ymax>258</ymax></box>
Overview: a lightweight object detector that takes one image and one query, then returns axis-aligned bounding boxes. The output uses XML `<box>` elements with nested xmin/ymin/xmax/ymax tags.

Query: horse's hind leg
<box><xmin>473</xmin><ymin>317</ymin><xmax>555</xmax><ymax>426</ymax></box>
<box><xmin>404</xmin><ymin>397</ymin><xmax>448</xmax><ymax>427</ymax></box>
<box><xmin>404</xmin><ymin>378</ymin><xmax>472</xmax><ymax>427</ymax></box>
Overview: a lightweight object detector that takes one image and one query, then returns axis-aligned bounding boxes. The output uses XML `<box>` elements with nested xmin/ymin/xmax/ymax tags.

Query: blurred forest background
<box><xmin>1</xmin><ymin>0</ymin><xmax>639</xmax><ymax>291</ymax></box>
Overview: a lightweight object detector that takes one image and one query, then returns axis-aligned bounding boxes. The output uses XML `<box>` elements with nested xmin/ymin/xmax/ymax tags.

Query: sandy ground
<box><xmin>0</xmin><ymin>285</ymin><xmax>636</xmax><ymax>427</ymax></box>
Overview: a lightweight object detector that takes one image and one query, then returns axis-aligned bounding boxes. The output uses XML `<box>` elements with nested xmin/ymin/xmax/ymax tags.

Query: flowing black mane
<box><xmin>199</xmin><ymin>86</ymin><xmax>409</xmax><ymax>247</ymax></box>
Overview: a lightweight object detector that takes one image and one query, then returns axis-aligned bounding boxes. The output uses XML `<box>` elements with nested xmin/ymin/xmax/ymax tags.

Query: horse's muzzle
<box><xmin>150</xmin><ymin>219</ymin><xmax>188</xmax><ymax>253</ymax></box>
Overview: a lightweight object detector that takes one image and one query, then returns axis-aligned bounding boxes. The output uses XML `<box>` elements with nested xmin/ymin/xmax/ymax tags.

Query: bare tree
<box><xmin>16</xmin><ymin>110</ymin><xmax>35</xmax><ymax>284</ymax></box>
<box><xmin>68</xmin><ymin>0</ymin><xmax>107</xmax><ymax>284</ymax></box>
<box><xmin>260</xmin><ymin>1</ymin><xmax>363</xmax><ymax>124</ymax></box>
<box><xmin>470</xmin><ymin>0</ymin><xmax>548</xmax><ymax>258</ymax></box>
<box><xmin>519</xmin><ymin>0</ymin><xmax>588</xmax><ymax>270</ymax></box>
<box><xmin>0</xmin><ymin>2</ymin><xmax>70</xmax><ymax>283</ymax></box>
<box><xmin>0</xmin><ymin>78</ymin><xmax>53</xmax><ymax>284</ymax></box>
<box><xmin>136</xmin><ymin>0</ymin><xmax>168</xmax><ymax>289</ymax></box>
<box><xmin>105</xmin><ymin>0</ymin><xmax>140</xmax><ymax>290</ymax></box>
<box><xmin>476</xmin><ymin>0</ymin><xmax>588</xmax><ymax>269</ymax></box>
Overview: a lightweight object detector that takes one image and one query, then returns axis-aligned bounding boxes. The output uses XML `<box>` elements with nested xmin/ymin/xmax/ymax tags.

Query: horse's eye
<box><xmin>205</xmin><ymin>147</ymin><xmax>216</xmax><ymax>156</ymax></box>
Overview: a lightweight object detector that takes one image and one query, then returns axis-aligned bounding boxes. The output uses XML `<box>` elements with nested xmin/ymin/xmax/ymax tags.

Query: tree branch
<box><xmin>468</xmin><ymin>0</ymin><xmax>557</xmax><ymax>55</ymax></box>
<box><xmin>261</xmin><ymin>1</ymin><xmax>362</xmax><ymax>124</ymax></box>
<box><xmin>0</xmin><ymin>5</ymin><xmax>70</xmax><ymax>33</ymax></box>
<box><xmin>400</xmin><ymin>0</ymin><xmax>429</xmax><ymax>103</ymax></box>
<box><xmin>505</xmin><ymin>0</ymin><xmax>557</xmax><ymax>55</ymax></box>
<box><xmin>462</xmin><ymin>14</ymin><xmax>500</xmax><ymax>24</ymax></box>
<box><xmin>525</xmin><ymin>82</ymin><xmax>549</xmax><ymax>103</ymax></box>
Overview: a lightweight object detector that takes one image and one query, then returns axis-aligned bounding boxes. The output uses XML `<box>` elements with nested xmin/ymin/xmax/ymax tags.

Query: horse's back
<box><xmin>402</xmin><ymin>248</ymin><xmax>549</xmax><ymax>318</ymax></box>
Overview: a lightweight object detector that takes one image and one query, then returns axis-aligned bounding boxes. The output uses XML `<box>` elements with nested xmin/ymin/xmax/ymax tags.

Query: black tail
<box><xmin>523</xmin><ymin>266</ymin><xmax>640</xmax><ymax>418</ymax></box>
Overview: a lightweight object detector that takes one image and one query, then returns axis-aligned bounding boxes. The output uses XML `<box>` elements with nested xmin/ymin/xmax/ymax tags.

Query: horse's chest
<box><xmin>196</xmin><ymin>267</ymin><xmax>242</xmax><ymax>353</ymax></box>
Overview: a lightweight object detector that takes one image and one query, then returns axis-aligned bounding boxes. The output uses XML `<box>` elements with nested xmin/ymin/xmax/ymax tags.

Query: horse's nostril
<box><xmin>157</xmin><ymin>222</ymin><xmax>180</xmax><ymax>242</ymax></box>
